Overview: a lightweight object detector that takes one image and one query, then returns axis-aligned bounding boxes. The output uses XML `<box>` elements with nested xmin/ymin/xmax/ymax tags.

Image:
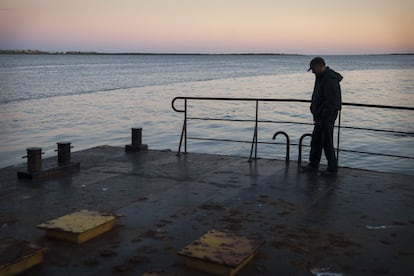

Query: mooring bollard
<box><xmin>125</xmin><ymin>127</ymin><xmax>148</xmax><ymax>152</ymax></box>
<box><xmin>18</xmin><ymin>143</ymin><xmax>80</xmax><ymax>180</ymax></box>
<box><xmin>25</xmin><ymin>147</ymin><xmax>43</xmax><ymax>173</ymax></box>
<box><xmin>131</xmin><ymin>128</ymin><xmax>142</xmax><ymax>146</ymax></box>
<box><xmin>56</xmin><ymin>142</ymin><xmax>71</xmax><ymax>166</ymax></box>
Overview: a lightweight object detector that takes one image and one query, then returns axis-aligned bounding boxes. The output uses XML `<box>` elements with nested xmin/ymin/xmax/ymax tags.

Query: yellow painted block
<box><xmin>0</xmin><ymin>239</ymin><xmax>46</xmax><ymax>276</ymax></box>
<box><xmin>37</xmin><ymin>210</ymin><xmax>117</xmax><ymax>243</ymax></box>
<box><xmin>178</xmin><ymin>229</ymin><xmax>264</xmax><ymax>276</ymax></box>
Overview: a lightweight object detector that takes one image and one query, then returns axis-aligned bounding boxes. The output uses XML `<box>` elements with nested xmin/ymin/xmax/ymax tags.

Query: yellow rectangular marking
<box><xmin>178</xmin><ymin>229</ymin><xmax>264</xmax><ymax>276</ymax></box>
<box><xmin>37</xmin><ymin>210</ymin><xmax>117</xmax><ymax>243</ymax></box>
<box><xmin>0</xmin><ymin>239</ymin><xmax>46</xmax><ymax>276</ymax></box>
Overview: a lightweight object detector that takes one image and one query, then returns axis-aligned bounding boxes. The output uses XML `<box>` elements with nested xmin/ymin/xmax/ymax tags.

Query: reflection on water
<box><xmin>0</xmin><ymin>69</ymin><xmax>413</xmax><ymax>175</ymax></box>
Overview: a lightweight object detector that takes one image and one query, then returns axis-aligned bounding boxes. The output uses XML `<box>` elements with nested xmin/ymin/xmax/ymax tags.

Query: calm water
<box><xmin>0</xmin><ymin>54</ymin><xmax>413</xmax><ymax>175</ymax></box>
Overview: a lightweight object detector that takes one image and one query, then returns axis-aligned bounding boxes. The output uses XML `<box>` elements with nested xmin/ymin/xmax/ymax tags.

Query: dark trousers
<box><xmin>309</xmin><ymin>120</ymin><xmax>337</xmax><ymax>171</ymax></box>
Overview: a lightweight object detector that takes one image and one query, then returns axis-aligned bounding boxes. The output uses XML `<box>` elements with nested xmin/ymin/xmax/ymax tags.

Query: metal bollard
<box><xmin>131</xmin><ymin>128</ymin><xmax>143</xmax><ymax>146</ymax></box>
<box><xmin>26</xmin><ymin>147</ymin><xmax>42</xmax><ymax>173</ymax></box>
<box><xmin>19</xmin><ymin>143</ymin><xmax>80</xmax><ymax>180</ymax></box>
<box><xmin>125</xmin><ymin>127</ymin><xmax>148</xmax><ymax>152</ymax></box>
<box><xmin>57</xmin><ymin>142</ymin><xmax>71</xmax><ymax>165</ymax></box>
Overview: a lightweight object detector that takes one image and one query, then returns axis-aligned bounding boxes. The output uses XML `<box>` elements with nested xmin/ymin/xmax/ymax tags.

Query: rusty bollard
<box><xmin>56</xmin><ymin>142</ymin><xmax>72</xmax><ymax>166</ymax></box>
<box><xmin>125</xmin><ymin>128</ymin><xmax>148</xmax><ymax>152</ymax></box>
<box><xmin>18</xmin><ymin>143</ymin><xmax>80</xmax><ymax>180</ymax></box>
<box><xmin>132</xmin><ymin>128</ymin><xmax>142</xmax><ymax>146</ymax></box>
<box><xmin>25</xmin><ymin>147</ymin><xmax>43</xmax><ymax>173</ymax></box>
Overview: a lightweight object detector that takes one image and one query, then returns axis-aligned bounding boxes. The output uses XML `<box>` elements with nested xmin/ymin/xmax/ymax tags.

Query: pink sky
<box><xmin>1</xmin><ymin>0</ymin><xmax>413</xmax><ymax>54</ymax></box>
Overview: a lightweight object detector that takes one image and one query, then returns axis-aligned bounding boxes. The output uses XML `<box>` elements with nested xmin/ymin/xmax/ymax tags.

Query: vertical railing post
<box><xmin>177</xmin><ymin>99</ymin><xmax>187</xmax><ymax>156</ymax></box>
<box><xmin>255</xmin><ymin>100</ymin><xmax>258</xmax><ymax>160</ymax></box>
<box><xmin>177</xmin><ymin>123</ymin><xmax>185</xmax><ymax>155</ymax></box>
<box><xmin>336</xmin><ymin>110</ymin><xmax>341</xmax><ymax>165</ymax></box>
<box><xmin>184</xmin><ymin>99</ymin><xmax>187</xmax><ymax>154</ymax></box>
<box><xmin>249</xmin><ymin>100</ymin><xmax>259</xmax><ymax>162</ymax></box>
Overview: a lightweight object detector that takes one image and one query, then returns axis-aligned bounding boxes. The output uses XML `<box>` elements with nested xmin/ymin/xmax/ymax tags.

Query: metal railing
<box><xmin>172</xmin><ymin>96</ymin><xmax>414</xmax><ymax>164</ymax></box>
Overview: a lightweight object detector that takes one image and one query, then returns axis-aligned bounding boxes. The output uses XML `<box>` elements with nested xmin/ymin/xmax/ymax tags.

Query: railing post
<box><xmin>185</xmin><ymin>99</ymin><xmax>187</xmax><ymax>154</ymax></box>
<box><xmin>249</xmin><ymin>100</ymin><xmax>259</xmax><ymax>162</ymax></box>
<box><xmin>177</xmin><ymin>99</ymin><xmax>187</xmax><ymax>156</ymax></box>
<box><xmin>255</xmin><ymin>100</ymin><xmax>258</xmax><ymax>160</ymax></box>
<box><xmin>336</xmin><ymin>110</ymin><xmax>341</xmax><ymax>165</ymax></box>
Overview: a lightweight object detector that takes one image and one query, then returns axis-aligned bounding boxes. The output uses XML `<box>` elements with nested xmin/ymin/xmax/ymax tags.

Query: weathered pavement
<box><xmin>1</xmin><ymin>146</ymin><xmax>413</xmax><ymax>275</ymax></box>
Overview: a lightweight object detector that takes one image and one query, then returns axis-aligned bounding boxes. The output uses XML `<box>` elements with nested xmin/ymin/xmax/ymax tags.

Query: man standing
<box><xmin>304</xmin><ymin>57</ymin><xmax>342</xmax><ymax>173</ymax></box>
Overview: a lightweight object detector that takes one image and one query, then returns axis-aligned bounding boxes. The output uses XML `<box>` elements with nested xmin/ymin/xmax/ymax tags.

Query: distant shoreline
<box><xmin>1</xmin><ymin>50</ymin><xmax>413</xmax><ymax>56</ymax></box>
<box><xmin>0</xmin><ymin>50</ymin><xmax>301</xmax><ymax>56</ymax></box>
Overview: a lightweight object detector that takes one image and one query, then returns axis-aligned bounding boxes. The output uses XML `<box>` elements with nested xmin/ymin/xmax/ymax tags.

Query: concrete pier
<box><xmin>1</xmin><ymin>146</ymin><xmax>413</xmax><ymax>275</ymax></box>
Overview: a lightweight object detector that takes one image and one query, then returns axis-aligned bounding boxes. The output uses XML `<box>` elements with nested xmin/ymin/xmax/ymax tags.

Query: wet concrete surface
<box><xmin>1</xmin><ymin>146</ymin><xmax>413</xmax><ymax>275</ymax></box>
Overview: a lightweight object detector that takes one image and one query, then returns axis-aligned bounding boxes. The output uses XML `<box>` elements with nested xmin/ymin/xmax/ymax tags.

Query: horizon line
<box><xmin>1</xmin><ymin>49</ymin><xmax>413</xmax><ymax>56</ymax></box>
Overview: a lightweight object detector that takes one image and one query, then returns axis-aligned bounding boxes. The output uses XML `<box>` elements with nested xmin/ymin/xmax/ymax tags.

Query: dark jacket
<box><xmin>310</xmin><ymin>67</ymin><xmax>342</xmax><ymax>122</ymax></box>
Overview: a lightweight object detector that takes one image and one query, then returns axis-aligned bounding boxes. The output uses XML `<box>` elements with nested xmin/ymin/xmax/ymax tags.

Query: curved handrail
<box><xmin>298</xmin><ymin>133</ymin><xmax>312</xmax><ymax>165</ymax></box>
<box><xmin>272</xmin><ymin>131</ymin><xmax>290</xmax><ymax>162</ymax></box>
<box><xmin>171</xmin><ymin>97</ymin><xmax>185</xmax><ymax>113</ymax></box>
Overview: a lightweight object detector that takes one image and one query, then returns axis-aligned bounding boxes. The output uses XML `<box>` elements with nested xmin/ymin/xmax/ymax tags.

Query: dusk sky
<box><xmin>1</xmin><ymin>0</ymin><xmax>413</xmax><ymax>54</ymax></box>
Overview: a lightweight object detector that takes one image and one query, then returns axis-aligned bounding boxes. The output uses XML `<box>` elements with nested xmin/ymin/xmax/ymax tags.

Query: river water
<box><xmin>0</xmin><ymin>54</ymin><xmax>413</xmax><ymax>175</ymax></box>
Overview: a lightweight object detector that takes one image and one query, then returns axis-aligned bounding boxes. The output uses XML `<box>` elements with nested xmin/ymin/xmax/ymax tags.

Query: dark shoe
<box><xmin>319</xmin><ymin>169</ymin><xmax>337</xmax><ymax>176</ymax></box>
<box><xmin>301</xmin><ymin>164</ymin><xmax>318</xmax><ymax>173</ymax></box>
